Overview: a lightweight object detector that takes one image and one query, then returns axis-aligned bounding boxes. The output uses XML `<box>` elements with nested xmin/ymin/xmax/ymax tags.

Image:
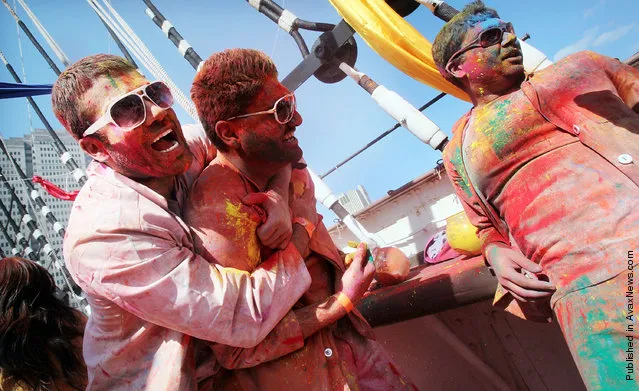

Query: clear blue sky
<box><xmin>1</xmin><ymin>0</ymin><xmax>637</xmax><ymax>221</ymax></box>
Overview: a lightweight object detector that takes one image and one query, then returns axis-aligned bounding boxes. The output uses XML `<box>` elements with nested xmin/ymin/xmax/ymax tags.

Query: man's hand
<box><xmin>242</xmin><ymin>191</ymin><xmax>292</xmax><ymax>250</ymax></box>
<box><xmin>290</xmin><ymin>170</ymin><xmax>318</xmax><ymax>226</ymax></box>
<box><xmin>338</xmin><ymin>243</ymin><xmax>376</xmax><ymax>304</ymax></box>
<box><xmin>486</xmin><ymin>243</ymin><xmax>556</xmax><ymax>302</ymax></box>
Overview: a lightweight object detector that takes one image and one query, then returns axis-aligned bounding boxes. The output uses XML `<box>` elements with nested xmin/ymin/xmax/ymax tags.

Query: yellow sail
<box><xmin>329</xmin><ymin>0</ymin><xmax>470</xmax><ymax>101</ymax></box>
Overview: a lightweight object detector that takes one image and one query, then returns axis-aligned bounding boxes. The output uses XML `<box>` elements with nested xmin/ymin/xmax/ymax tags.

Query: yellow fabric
<box><xmin>329</xmin><ymin>0</ymin><xmax>470</xmax><ymax>101</ymax></box>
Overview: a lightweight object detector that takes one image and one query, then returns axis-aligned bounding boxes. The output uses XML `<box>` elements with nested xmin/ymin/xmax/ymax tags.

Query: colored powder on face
<box><xmin>224</xmin><ymin>199</ymin><xmax>261</xmax><ymax>270</ymax></box>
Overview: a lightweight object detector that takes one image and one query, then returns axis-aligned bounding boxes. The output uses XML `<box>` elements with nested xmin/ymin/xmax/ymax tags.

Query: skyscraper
<box><xmin>338</xmin><ymin>185</ymin><xmax>371</xmax><ymax>215</ymax></box>
<box><xmin>0</xmin><ymin>129</ymin><xmax>87</xmax><ymax>289</ymax></box>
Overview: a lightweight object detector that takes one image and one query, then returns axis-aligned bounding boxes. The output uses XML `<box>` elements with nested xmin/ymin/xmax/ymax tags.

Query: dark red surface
<box><xmin>358</xmin><ymin>255</ymin><xmax>497</xmax><ymax>327</ymax></box>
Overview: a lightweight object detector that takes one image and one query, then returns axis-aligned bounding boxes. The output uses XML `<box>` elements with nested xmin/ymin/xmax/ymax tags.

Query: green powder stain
<box><xmin>449</xmin><ymin>146</ymin><xmax>473</xmax><ymax>199</ymax></box>
<box><xmin>484</xmin><ymin>99</ymin><xmax>513</xmax><ymax>157</ymax></box>
<box><xmin>106</xmin><ymin>74</ymin><xmax>118</xmax><ymax>88</ymax></box>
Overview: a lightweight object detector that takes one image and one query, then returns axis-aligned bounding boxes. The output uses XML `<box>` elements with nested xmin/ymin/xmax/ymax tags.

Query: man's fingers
<box><xmin>350</xmin><ymin>243</ymin><xmax>368</xmax><ymax>269</ymax></box>
<box><xmin>501</xmin><ymin>280</ymin><xmax>555</xmax><ymax>300</ymax></box>
<box><xmin>510</xmin><ymin>253</ymin><xmax>543</xmax><ymax>273</ymax></box>
<box><xmin>272</xmin><ymin>232</ymin><xmax>292</xmax><ymax>250</ymax></box>
<box><xmin>506</xmin><ymin>290</ymin><xmax>528</xmax><ymax>302</ymax></box>
<box><xmin>364</xmin><ymin>259</ymin><xmax>376</xmax><ymax>276</ymax></box>
<box><xmin>242</xmin><ymin>192</ymin><xmax>270</xmax><ymax>206</ymax></box>
<box><xmin>505</xmin><ymin>271</ymin><xmax>556</xmax><ymax>291</ymax></box>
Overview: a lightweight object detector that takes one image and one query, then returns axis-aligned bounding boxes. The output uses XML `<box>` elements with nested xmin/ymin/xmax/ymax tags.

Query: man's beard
<box><xmin>243</xmin><ymin>133</ymin><xmax>302</xmax><ymax>163</ymax></box>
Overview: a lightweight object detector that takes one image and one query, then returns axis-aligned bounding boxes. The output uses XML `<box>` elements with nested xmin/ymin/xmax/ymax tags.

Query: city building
<box><xmin>0</xmin><ymin>129</ymin><xmax>87</xmax><ymax>289</ymax></box>
<box><xmin>337</xmin><ymin>184</ymin><xmax>371</xmax><ymax>215</ymax></box>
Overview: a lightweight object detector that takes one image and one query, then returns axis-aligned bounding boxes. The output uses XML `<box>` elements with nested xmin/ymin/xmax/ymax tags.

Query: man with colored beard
<box><xmin>51</xmin><ymin>54</ymin><xmax>336</xmax><ymax>390</ymax></box>
<box><xmin>186</xmin><ymin>48</ymin><xmax>415</xmax><ymax>390</ymax></box>
<box><xmin>433</xmin><ymin>2</ymin><xmax>639</xmax><ymax>389</ymax></box>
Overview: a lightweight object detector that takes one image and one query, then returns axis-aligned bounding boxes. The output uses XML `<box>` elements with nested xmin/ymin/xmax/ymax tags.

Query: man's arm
<box><xmin>443</xmin><ymin>141</ymin><xmax>555</xmax><ymax>301</ymax></box>
<box><xmin>186</xmin><ymin>163</ymin><xmax>312</xmax><ymax>271</ymax></box>
<box><xmin>68</xmin><ymin>228</ymin><xmax>311</xmax><ymax>348</ymax></box>
<box><xmin>592</xmin><ymin>51</ymin><xmax>639</xmax><ymax>113</ymax></box>
<box><xmin>210</xmin><ymin>242</ymin><xmax>375</xmax><ymax>369</ymax></box>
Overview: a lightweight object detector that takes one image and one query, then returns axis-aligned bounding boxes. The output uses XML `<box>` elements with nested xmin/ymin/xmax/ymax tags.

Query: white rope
<box><xmin>101</xmin><ymin>0</ymin><xmax>198</xmax><ymax>119</ymax></box>
<box><xmin>16</xmin><ymin>0</ymin><xmax>71</xmax><ymax>66</ymax></box>
<box><xmin>88</xmin><ymin>0</ymin><xmax>198</xmax><ymax>121</ymax></box>
<box><xmin>13</xmin><ymin>0</ymin><xmax>34</xmax><ymax>134</ymax></box>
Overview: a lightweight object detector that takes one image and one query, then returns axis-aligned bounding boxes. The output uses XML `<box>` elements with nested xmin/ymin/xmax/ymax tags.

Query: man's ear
<box><xmin>79</xmin><ymin>137</ymin><xmax>110</xmax><ymax>162</ymax></box>
<box><xmin>447</xmin><ymin>57</ymin><xmax>467</xmax><ymax>80</ymax></box>
<box><xmin>215</xmin><ymin>120</ymin><xmax>241</xmax><ymax>150</ymax></box>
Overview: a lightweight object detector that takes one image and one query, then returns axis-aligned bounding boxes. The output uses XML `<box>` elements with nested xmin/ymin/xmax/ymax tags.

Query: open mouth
<box><xmin>151</xmin><ymin>128</ymin><xmax>179</xmax><ymax>152</ymax></box>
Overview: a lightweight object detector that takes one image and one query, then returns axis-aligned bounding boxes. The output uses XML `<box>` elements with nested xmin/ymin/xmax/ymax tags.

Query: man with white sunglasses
<box><xmin>51</xmin><ymin>53</ymin><xmax>343</xmax><ymax>390</ymax></box>
<box><xmin>433</xmin><ymin>2</ymin><xmax>639</xmax><ymax>389</ymax></box>
<box><xmin>186</xmin><ymin>48</ymin><xmax>415</xmax><ymax>390</ymax></box>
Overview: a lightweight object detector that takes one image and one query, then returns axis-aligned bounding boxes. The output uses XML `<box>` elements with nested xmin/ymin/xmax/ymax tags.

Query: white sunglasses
<box><xmin>82</xmin><ymin>81</ymin><xmax>174</xmax><ymax>137</ymax></box>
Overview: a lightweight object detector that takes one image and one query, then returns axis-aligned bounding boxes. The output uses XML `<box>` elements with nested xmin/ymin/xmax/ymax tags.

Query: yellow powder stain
<box><xmin>478</xmin><ymin>87</ymin><xmax>485</xmax><ymax>96</ymax></box>
<box><xmin>225</xmin><ymin>199</ymin><xmax>261</xmax><ymax>270</ymax></box>
<box><xmin>292</xmin><ymin>180</ymin><xmax>306</xmax><ymax>198</ymax></box>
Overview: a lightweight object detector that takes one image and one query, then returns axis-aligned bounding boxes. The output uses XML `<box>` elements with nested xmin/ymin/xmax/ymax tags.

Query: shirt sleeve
<box><xmin>68</xmin><ymin>223</ymin><xmax>311</xmax><ymax>349</ymax></box>
<box><xmin>182</xmin><ymin>123</ymin><xmax>218</xmax><ymax>185</ymax></box>
<box><xmin>442</xmin><ymin>129</ymin><xmax>510</xmax><ymax>259</ymax></box>
<box><xmin>594</xmin><ymin>52</ymin><xmax>639</xmax><ymax>113</ymax></box>
<box><xmin>210</xmin><ymin>311</ymin><xmax>305</xmax><ymax>369</ymax></box>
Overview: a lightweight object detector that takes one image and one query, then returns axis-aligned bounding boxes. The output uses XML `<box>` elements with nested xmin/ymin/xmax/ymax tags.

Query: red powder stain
<box><xmin>282</xmin><ymin>336</ymin><xmax>304</xmax><ymax>346</ymax></box>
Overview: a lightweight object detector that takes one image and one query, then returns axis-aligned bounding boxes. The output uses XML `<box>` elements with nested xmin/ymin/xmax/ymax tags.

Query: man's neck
<box><xmin>137</xmin><ymin>176</ymin><xmax>176</xmax><ymax>199</ymax></box>
<box><xmin>221</xmin><ymin>152</ymin><xmax>279</xmax><ymax>191</ymax></box>
<box><xmin>468</xmin><ymin>75</ymin><xmax>527</xmax><ymax>108</ymax></box>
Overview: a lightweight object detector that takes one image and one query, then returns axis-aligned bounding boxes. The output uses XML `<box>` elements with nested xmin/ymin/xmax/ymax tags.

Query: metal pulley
<box><xmin>385</xmin><ymin>0</ymin><xmax>420</xmax><ymax>17</ymax></box>
<box><xmin>312</xmin><ymin>34</ymin><xmax>358</xmax><ymax>84</ymax></box>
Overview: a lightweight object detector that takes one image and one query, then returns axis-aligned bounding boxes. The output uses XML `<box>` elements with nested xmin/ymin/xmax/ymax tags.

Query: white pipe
<box><xmin>307</xmin><ymin>168</ymin><xmax>338</xmax><ymax>209</ymax></box>
<box><xmin>307</xmin><ymin>168</ymin><xmax>383</xmax><ymax>247</ymax></box>
<box><xmin>338</xmin><ymin>62</ymin><xmax>365</xmax><ymax>83</ymax></box>
<box><xmin>370</xmin><ymin>86</ymin><xmax>447</xmax><ymax>150</ymax></box>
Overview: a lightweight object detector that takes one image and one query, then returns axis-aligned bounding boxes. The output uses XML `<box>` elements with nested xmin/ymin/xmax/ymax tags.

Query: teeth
<box><xmin>153</xmin><ymin>128</ymin><xmax>173</xmax><ymax>144</ymax></box>
<box><xmin>163</xmin><ymin>140</ymin><xmax>179</xmax><ymax>152</ymax></box>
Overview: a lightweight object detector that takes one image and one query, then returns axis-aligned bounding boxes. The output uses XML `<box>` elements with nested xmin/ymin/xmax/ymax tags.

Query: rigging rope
<box><xmin>13</xmin><ymin>0</ymin><xmax>34</xmax><ymax>134</ymax></box>
<box><xmin>86</xmin><ymin>0</ymin><xmax>198</xmax><ymax>120</ymax></box>
<box><xmin>16</xmin><ymin>0</ymin><xmax>71</xmax><ymax>67</ymax></box>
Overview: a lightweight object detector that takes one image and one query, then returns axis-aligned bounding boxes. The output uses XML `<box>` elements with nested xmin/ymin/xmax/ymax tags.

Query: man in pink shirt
<box><xmin>186</xmin><ymin>48</ymin><xmax>415</xmax><ymax>390</ymax></box>
<box><xmin>433</xmin><ymin>2</ymin><xmax>638</xmax><ymax>389</ymax></box>
<box><xmin>51</xmin><ymin>54</ymin><xmax>357</xmax><ymax>390</ymax></box>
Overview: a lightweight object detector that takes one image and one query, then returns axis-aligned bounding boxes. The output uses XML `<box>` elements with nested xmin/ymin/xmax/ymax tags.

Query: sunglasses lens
<box><xmin>275</xmin><ymin>95</ymin><xmax>295</xmax><ymax>123</ymax></box>
<box><xmin>480</xmin><ymin>28</ymin><xmax>503</xmax><ymax>47</ymax></box>
<box><xmin>146</xmin><ymin>82</ymin><xmax>173</xmax><ymax>109</ymax></box>
<box><xmin>111</xmin><ymin>94</ymin><xmax>145</xmax><ymax>128</ymax></box>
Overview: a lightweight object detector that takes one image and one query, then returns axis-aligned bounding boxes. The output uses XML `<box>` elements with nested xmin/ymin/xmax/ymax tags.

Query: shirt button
<box><xmin>618</xmin><ymin>154</ymin><xmax>633</xmax><ymax>165</ymax></box>
<box><xmin>324</xmin><ymin>348</ymin><xmax>333</xmax><ymax>358</ymax></box>
<box><xmin>572</xmin><ymin>125</ymin><xmax>581</xmax><ymax>134</ymax></box>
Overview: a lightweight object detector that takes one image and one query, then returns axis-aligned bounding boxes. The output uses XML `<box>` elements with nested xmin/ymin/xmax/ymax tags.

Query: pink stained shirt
<box><xmin>63</xmin><ymin>124</ymin><xmax>312</xmax><ymax>390</ymax></box>
<box><xmin>184</xmin><ymin>156</ymin><xmax>416</xmax><ymax>390</ymax></box>
<box><xmin>443</xmin><ymin>51</ymin><xmax>639</xmax><ymax>314</ymax></box>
